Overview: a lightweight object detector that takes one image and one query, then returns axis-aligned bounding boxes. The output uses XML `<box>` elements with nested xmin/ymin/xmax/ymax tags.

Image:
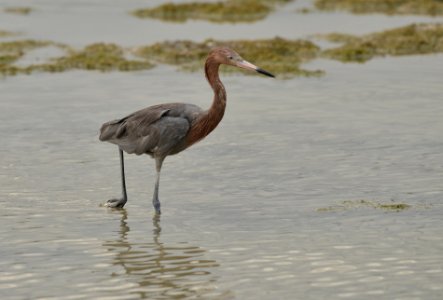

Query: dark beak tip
<box><xmin>256</xmin><ymin>68</ymin><xmax>275</xmax><ymax>78</ymax></box>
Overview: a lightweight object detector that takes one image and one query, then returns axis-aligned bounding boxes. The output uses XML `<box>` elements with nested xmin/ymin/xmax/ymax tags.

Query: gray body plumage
<box><xmin>99</xmin><ymin>103</ymin><xmax>203</xmax><ymax>157</ymax></box>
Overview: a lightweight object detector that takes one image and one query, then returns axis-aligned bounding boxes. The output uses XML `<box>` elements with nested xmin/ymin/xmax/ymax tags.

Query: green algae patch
<box><xmin>296</xmin><ymin>7</ymin><xmax>314</xmax><ymax>14</ymax></box>
<box><xmin>317</xmin><ymin>200</ymin><xmax>411</xmax><ymax>212</ymax></box>
<box><xmin>4</xmin><ymin>7</ymin><xmax>33</xmax><ymax>15</ymax></box>
<box><xmin>8</xmin><ymin>24</ymin><xmax>442</xmax><ymax>77</ymax></box>
<box><xmin>0</xmin><ymin>40</ymin><xmax>52</xmax><ymax>75</ymax></box>
<box><xmin>0</xmin><ymin>42</ymin><xmax>154</xmax><ymax>76</ymax></box>
<box><xmin>2</xmin><ymin>38</ymin><xmax>319</xmax><ymax>77</ymax></box>
<box><xmin>322</xmin><ymin>23</ymin><xmax>443</xmax><ymax>62</ymax></box>
<box><xmin>317</xmin><ymin>33</ymin><xmax>360</xmax><ymax>44</ymax></box>
<box><xmin>135</xmin><ymin>37</ymin><xmax>323</xmax><ymax>77</ymax></box>
<box><xmin>0</xmin><ymin>30</ymin><xmax>18</xmax><ymax>38</ymax></box>
<box><xmin>52</xmin><ymin>43</ymin><xmax>153</xmax><ymax>72</ymax></box>
<box><xmin>314</xmin><ymin>0</ymin><xmax>443</xmax><ymax>16</ymax></box>
<box><xmin>0</xmin><ymin>40</ymin><xmax>50</xmax><ymax>53</ymax></box>
<box><xmin>378</xmin><ymin>203</ymin><xmax>411</xmax><ymax>210</ymax></box>
<box><xmin>132</xmin><ymin>0</ymin><xmax>293</xmax><ymax>23</ymax></box>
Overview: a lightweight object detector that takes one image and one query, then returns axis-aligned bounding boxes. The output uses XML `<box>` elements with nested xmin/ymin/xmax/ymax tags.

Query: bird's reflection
<box><xmin>103</xmin><ymin>210</ymin><xmax>224</xmax><ymax>299</ymax></box>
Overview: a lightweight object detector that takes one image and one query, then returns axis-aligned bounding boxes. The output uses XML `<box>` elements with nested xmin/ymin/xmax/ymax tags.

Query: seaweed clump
<box><xmin>1</xmin><ymin>38</ymin><xmax>321</xmax><ymax>77</ymax></box>
<box><xmin>322</xmin><ymin>23</ymin><xmax>443</xmax><ymax>62</ymax></box>
<box><xmin>314</xmin><ymin>0</ymin><xmax>443</xmax><ymax>16</ymax></box>
<box><xmin>317</xmin><ymin>200</ymin><xmax>411</xmax><ymax>212</ymax></box>
<box><xmin>4</xmin><ymin>7</ymin><xmax>33</xmax><ymax>15</ymax></box>
<box><xmin>0</xmin><ymin>40</ymin><xmax>52</xmax><ymax>75</ymax></box>
<box><xmin>4</xmin><ymin>23</ymin><xmax>443</xmax><ymax>77</ymax></box>
<box><xmin>0</xmin><ymin>41</ymin><xmax>154</xmax><ymax>75</ymax></box>
<box><xmin>135</xmin><ymin>37</ymin><xmax>323</xmax><ymax>77</ymax></box>
<box><xmin>132</xmin><ymin>0</ymin><xmax>293</xmax><ymax>23</ymax></box>
<box><xmin>51</xmin><ymin>43</ymin><xmax>153</xmax><ymax>72</ymax></box>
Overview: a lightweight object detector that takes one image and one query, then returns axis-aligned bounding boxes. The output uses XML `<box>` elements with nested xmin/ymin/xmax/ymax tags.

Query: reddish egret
<box><xmin>99</xmin><ymin>47</ymin><xmax>274</xmax><ymax>214</ymax></box>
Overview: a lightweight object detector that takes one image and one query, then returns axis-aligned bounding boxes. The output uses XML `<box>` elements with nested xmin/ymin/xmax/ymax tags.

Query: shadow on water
<box><xmin>103</xmin><ymin>210</ymin><xmax>227</xmax><ymax>299</ymax></box>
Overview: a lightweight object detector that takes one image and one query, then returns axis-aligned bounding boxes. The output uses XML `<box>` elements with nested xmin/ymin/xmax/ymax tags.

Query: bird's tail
<box><xmin>99</xmin><ymin>119</ymin><xmax>126</xmax><ymax>142</ymax></box>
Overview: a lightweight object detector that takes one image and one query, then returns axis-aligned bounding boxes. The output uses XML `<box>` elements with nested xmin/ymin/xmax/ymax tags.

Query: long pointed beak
<box><xmin>236</xmin><ymin>60</ymin><xmax>275</xmax><ymax>78</ymax></box>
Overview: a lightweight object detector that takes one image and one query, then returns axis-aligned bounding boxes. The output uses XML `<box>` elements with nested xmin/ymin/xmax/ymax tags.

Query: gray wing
<box><xmin>99</xmin><ymin>103</ymin><xmax>202</xmax><ymax>156</ymax></box>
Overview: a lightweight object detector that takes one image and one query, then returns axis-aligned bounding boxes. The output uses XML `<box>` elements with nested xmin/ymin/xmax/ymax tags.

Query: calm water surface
<box><xmin>1</xmin><ymin>1</ymin><xmax>443</xmax><ymax>299</ymax></box>
<box><xmin>0</xmin><ymin>0</ymin><xmax>441</xmax><ymax>46</ymax></box>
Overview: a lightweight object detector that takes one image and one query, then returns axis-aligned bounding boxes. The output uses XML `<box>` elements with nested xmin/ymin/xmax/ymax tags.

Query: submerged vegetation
<box><xmin>321</xmin><ymin>23</ymin><xmax>443</xmax><ymax>62</ymax></box>
<box><xmin>2</xmin><ymin>23</ymin><xmax>443</xmax><ymax>76</ymax></box>
<box><xmin>52</xmin><ymin>43</ymin><xmax>153</xmax><ymax>72</ymax></box>
<box><xmin>0</xmin><ymin>37</ymin><xmax>322</xmax><ymax>77</ymax></box>
<box><xmin>4</xmin><ymin>7</ymin><xmax>33</xmax><ymax>15</ymax></box>
<box><xmin>0</xmin><ymin>30</ymin><xmax>17</xmax><ymax>38</ymax></box>
<box><xmin>0</xmin><ymin>40</ymin><xmax>52</xmax><ymax>75</ymax></box>
<box><xmin>0</xmin><ymin>41</ymin><xmax>153</xmax><ymax>75</ymax></box>
<box><xmin>135</xmin><ymin>37</ymin><xmax>323</xmax><ymax>77</ymax></box>
<box><xmin>314</xmin><ymin>0</ymin><xmax>443</xmax><ymax>16</ymax></box>
<box><xmin>317</xmin><ymin>200</ymin><xmax>411</xmax><ymax>212</ymax></box>
<box><xmin>132</xmin><ymin>0</ymin><xmax>292</xmax><ymax>23</ymax></box>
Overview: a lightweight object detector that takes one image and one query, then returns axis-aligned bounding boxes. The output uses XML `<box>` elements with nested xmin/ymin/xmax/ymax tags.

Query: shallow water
<box><xmin>1</xmin><ymin>1</ymin><xmax>443</xmax><ymax>299</ymax></box>
<box><xmin>0</xmin><ymin>0</ymin><xmax>441</xmax><ymax>46</ymax></box>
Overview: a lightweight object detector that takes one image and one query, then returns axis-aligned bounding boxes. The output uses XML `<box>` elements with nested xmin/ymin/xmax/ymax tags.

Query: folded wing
<box><xmin>100</xmin><ymin>103</ymin><xmax>202</xmax><ymax>156</ymax></box>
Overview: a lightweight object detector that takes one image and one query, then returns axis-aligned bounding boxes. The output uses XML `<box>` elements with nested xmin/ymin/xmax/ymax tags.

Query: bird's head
<box><xmin>209</xmin><ymin>47</ymin><xmax>275</xmax><ymax>78</ymax></box>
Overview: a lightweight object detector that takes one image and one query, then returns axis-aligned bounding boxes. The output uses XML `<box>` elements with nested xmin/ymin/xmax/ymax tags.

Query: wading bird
<box><xmin>99</xmin><ymin>47</ymin><xmax>274</xmax><ymax>214</ymax></box>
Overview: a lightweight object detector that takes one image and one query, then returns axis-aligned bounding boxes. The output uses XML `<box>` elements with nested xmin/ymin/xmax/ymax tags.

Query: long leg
<box><xmin>105</xmin><ymin>148</ymin><xmax>128</xmax><ymax>208</ymax></box>
<box><xmin>119</xmin><ymin>148</ymin><xmax>128</xmax><ymax>201</ymax></box>
<box><xmin>152</xmin><ymin>156</ymin><xmax>164</xmax><ymax>215</ymax></box>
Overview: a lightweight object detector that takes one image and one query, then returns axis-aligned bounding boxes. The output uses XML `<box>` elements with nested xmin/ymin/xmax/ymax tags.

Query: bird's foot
<box><xmin>104</xmin><ymin>197</ymin><xmax>127</xmax><ymax>208</ymax></box>
<box><xmin>153</xmin><ymin>201</ymin><xmax>161</xmax><ymax>215</ymax></box>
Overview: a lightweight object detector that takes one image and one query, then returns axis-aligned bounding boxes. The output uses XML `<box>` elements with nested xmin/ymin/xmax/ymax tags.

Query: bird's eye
<box><xmin>228</xmin><ymin>56</ymin><xmax>233</xmax><ymax>60</ymax></box>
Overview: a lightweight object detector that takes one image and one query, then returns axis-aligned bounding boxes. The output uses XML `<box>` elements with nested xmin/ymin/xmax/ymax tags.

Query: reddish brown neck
<box><xmin>186</xmin><ymin>56</ymin><xmax>227</xmax><ymax>146</ymax></box>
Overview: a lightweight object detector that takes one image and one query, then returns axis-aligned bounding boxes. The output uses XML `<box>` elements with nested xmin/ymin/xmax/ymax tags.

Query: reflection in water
<box><xmin>103</xmin><ymin>211</ymin><xmax>223</xmax><ymax>299</ymax></box>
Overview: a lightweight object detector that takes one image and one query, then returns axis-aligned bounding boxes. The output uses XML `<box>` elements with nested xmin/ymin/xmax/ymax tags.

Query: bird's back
<box><xmin>100</xmin><ymin>103</ymin><xmax>203</xmax><ymax>157</ymax></box>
